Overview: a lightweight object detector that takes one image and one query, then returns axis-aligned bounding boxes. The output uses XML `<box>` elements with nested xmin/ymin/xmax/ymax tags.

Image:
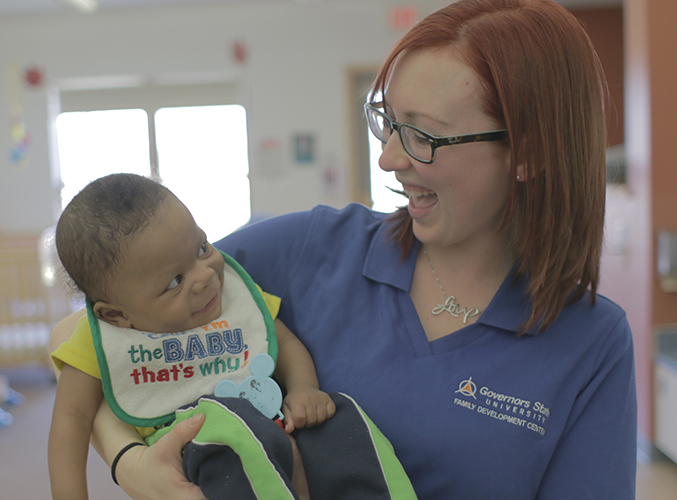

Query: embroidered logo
<box><xmin>455</xmin><ymin>377</ymin><xmax>477</xmax><ymax>399</ymax></box>
<box><xmin>453</xmin><ymin>376</ymin><xmax>549</xmax><ymax>436</ymax></box>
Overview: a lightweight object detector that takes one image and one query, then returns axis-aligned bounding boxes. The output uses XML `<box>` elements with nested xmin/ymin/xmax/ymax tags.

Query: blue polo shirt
<box><xmin>215</xmin><ymin>203</ymin><xmax>637</xmax><ymax>500</ymax></box>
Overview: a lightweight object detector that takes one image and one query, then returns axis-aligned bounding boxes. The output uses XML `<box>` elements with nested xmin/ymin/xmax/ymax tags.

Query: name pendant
<box><xmin>431</xmin><ymin>295</ymin><xmax>481</xmax><ymax>324</ymax></box>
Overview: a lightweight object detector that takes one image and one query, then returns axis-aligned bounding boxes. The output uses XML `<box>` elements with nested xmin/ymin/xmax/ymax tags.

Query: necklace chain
<box><xmin>422</xmin><ymin>247</ymin><xmax>483</xmax><ymax>324</ymax></box>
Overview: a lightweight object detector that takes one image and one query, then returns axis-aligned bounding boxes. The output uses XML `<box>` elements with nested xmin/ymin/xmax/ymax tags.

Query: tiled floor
<box><xmin>2</xmin><ymin>365</ymin><xmax>677</xmax><ymax>499</ymax></box>
<box><xmin>0</xmin><ymin>365</ymin><xmax>128</xmax><ymax>500</ymax></box>
<box><xmin>636</xmin><ymin>454</ymin><xmax>677</xmax><ymax>500</ymax></box>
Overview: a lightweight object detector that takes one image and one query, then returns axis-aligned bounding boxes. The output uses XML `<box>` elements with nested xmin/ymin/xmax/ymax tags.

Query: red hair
<box><xmin>371</xmin><ymin>0</ymin><xmax>608</xmax><ymax>334</ymax></box>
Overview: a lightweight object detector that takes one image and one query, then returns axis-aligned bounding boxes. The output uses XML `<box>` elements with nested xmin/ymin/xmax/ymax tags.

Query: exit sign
<box><xmin>388</xmin><ymin>6</ymin><xmax>419</xmax><ymax>31</ymax></box>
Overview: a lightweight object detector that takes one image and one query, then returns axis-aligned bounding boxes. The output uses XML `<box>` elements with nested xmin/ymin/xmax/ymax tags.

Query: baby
<box><xmin>48</xmin><ymin>173</ymin><xmax>334</xmax><ymax>500</ymax></box>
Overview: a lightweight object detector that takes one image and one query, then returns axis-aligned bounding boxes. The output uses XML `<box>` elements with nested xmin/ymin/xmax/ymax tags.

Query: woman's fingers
<box><xmin>288</xmin><ymin>434</ymin><xmax>310</xmax><ymax>500</ymax></box>
<box><xmin>117</xmin><ymin>414</ymin><xmax>208</xmax><ymax>500</ymax></box>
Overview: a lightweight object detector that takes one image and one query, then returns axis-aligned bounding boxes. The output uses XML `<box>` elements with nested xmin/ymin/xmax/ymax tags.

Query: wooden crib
<box><xmin>0</xmin><ymin>233</ymin><xmax>71</xmax><ymax>370</ymax></box>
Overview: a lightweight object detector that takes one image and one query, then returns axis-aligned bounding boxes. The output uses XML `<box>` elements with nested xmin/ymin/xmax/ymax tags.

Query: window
<box><xmin>55</xmin><ymin>82</ymin><xmax>249</xmax><ymax>242</ymax></box>
<box><xmin>369</xmin><ymin>132</ymin><xmax>403</xmax><ymax>213</ymax></box>
<box><xmin>56</xmin><ymin>109</ymin><xmax>151</xmax><ymax>208</ymax></box>
<box><xmin>347</xmin><ymin>66</ymin><xmax>402</xmax><ymax>214</ymax></box>
<box><xmin>154</xmin><ymin>105</ymin><xmax>250</xmax><ymax>241</ymax></box>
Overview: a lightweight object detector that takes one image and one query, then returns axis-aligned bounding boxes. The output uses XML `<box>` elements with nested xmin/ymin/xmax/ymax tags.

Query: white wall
<box><xmin>0</xmin><ymin>0</ymin><xmax>448</xmax><ymax>235</ymax></box>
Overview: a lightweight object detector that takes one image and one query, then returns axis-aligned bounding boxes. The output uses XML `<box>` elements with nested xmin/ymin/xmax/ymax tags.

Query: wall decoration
<box><xmin>6</xmin><ymin>63</ymin><xmax>31</xmax><ymax>168</ymax></box>
<box><xmin>322</xmin><ymin>152</ymin><xmax>343</xmax><ymax>196</ymax></box>
<box><xmin>24</xmin><ymin>66</ymin><xmax>44</xmax><ymax>89</ymax></box>
<box><xmin>233</xmin><ymin>40</ymin><xmax>247</xmax><ymax>64</ymax></box>
<box><xmin>259</xmin><ymin>137</ymin><xmax>284</xmax><ymax>175</ymax></box>
<box><xmin>293</xmin><ymin>133</ymin><xmax>315</xmax><ymax>165</ymax></box>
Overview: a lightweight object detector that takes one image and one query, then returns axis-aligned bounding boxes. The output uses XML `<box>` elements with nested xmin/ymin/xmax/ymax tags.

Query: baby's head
<box><xmin>57</xmin><ymin>173</ymin><xmax>168</xmax><ymax>303</ymax></box>
<box><xmin>57</xmin><ymin>173</ymin><xmax>224</xmax><ymax>333</ymax></box>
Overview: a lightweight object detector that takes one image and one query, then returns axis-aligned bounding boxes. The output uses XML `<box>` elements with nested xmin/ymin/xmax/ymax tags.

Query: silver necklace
<box><xmin>422</xmin><ymin>247</ymin><xmax>483</xmax><ymax>324</ymax></box>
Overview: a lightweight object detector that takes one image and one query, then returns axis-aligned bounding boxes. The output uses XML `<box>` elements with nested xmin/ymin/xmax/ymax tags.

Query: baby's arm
<box><xmin>48</xmin><ymin>363</ymin><xmax>104</xmax><ymax>500</ymax></box>
<box><xmin>273</xmin><ymin>319</ymin><xmax>336</xmax><ymax>433</ymax></box>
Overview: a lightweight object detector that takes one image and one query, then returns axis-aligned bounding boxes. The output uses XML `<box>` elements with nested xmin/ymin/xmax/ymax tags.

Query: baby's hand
<box><xmin>281</xmin><ymin>387</ymin><xmax>336</xmax><ymax>434</ymax></box>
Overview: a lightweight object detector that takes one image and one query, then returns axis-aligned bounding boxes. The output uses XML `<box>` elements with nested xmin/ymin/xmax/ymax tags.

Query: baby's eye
<box><xmin>198</xmin><ymin>242</ymin><xmax>209</xmax><ymax>257</ymax></box>
<box><xmin>166</xmin><ymin>275</ymin><xmax>183</xmax><ymax>290</ymax></box>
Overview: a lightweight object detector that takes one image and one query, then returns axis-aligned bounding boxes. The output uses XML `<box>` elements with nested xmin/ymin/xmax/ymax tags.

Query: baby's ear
<box><xmin>92</xmin><ymin>302</ymin><xmax>133</xmax><ymax>329</ymax></box>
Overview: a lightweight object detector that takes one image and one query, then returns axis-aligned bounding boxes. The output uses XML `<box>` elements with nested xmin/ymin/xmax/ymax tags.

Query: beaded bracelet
<box><xmin>111</xmin><ymin>442</ymin><xmax>146</xmax><ymax>486</ymax></box>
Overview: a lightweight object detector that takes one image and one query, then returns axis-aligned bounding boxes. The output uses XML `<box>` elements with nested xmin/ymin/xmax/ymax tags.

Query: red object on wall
<box><xmin>233</xmin><ymin>41</ymin><xmax>247</xmax><ymax>64</ymax></box>
<box><xmin>24</xmin><ymin>66</ymin><xmax>44</xmax><ymax>88</ymax></box>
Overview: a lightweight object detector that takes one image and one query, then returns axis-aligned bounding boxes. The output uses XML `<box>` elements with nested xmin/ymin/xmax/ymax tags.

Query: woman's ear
<box><xmin>516</xmin><ymin>164</ymin><xmax>537</xmax><ymax>182</ymax></box>
<box><xmin>92</xmin><ymin>301</ymin><xmax>133</xmax><ymax>329</ymax></box>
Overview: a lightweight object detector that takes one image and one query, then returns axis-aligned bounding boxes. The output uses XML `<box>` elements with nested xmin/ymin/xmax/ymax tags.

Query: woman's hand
<box><xmin>115</xmin><ymin>413</ymin><xmax>310</xmax><ymax>500</ymax></box>
<box><xmin>288</xmin><ymin>433</ymin><xmax>309</xmax><ymax>500</ymax></box>
<box><xmin>116</xmin><ymin>414</ymin><xmax>208</xmax><ymax>500</ymax></box>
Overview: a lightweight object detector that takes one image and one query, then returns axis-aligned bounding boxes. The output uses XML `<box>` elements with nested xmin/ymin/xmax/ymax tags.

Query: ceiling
<box><xmin>0</xmin><ymin>0</ymin><xmax>623</xmax><ymax>16</ymax></box>
<box><xmin>0</xmin><ymin>0</ymin><xmax>268</xmax><ymax>15</ymax></box>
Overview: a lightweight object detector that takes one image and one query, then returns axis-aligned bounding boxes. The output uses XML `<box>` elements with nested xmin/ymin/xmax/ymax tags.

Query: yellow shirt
<box><xmin>52</xmin><ymin>287</ymin><xmax>280</xmax><ymax>378</ymax></box>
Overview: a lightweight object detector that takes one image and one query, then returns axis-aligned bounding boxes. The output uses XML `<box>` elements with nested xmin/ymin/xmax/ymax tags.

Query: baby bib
<box><xmin>89</xmin><ymin>251</ymin><xmax>277</xmax><ymax>428</ymax></box>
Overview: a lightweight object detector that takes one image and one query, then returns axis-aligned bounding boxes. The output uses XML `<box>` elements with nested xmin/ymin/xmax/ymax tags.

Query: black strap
<box><xmin>111</xmin><ymin>442</ymin><xmax>146</xmax><ymax>486</ymax></box>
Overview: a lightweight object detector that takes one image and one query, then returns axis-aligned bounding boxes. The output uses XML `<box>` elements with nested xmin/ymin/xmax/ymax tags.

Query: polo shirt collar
<box><xmin>362</xmin><ymin>223</ymin><xmax>418</xmax><ymax>291</ymax></box>
<box><xmin>363</xmin><ymin>224</ymin><xmax>537</xmax><ymax>336</ymax></box>
<box><xmin>479</xmin><ymin>263</ymin><xmax>538</xmax><ymax>335</ymax></box>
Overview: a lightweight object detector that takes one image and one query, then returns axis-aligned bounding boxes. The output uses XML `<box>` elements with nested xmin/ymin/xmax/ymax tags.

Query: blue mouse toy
<box><xmin>213</xmin><ymin>353</ymin><xmax>284</xmax><ymax>422</ymax></box>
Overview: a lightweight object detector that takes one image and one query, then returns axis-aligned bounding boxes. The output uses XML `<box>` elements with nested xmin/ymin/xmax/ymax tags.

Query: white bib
<box><xmin>90</xmin><ymin>251</ymin><xmax>277</xmax><ymax>428</ymax></box>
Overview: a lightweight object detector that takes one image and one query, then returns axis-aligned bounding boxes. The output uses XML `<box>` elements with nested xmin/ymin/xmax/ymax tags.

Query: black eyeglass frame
<box><xmin>364</xmin><ymin>103</ymin><xmax>509</xmax><ymax>164</ymax></box>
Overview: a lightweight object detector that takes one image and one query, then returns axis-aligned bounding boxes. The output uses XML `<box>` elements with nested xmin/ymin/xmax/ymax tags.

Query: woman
<box><xmin>50</xmin><ymin>0</ymin><xmax>637</xmax><ymax>498</ymax></box>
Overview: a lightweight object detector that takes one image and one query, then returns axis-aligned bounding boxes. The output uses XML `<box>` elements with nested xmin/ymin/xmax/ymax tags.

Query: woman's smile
<box><xmin>400</xmin><ymin>183</ymin><xmax>439</xmax><ymax>218</ymax></box>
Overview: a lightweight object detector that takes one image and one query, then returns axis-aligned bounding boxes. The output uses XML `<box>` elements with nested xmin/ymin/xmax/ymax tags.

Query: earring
<box><xmin>516</xmin><ymin>174</ymin><xmax>521</xmax><ymax>181</ymax></box>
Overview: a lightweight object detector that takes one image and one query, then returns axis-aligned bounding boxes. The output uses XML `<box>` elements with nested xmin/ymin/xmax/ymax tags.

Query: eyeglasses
<box><xmin>364</xmin><ymin>103</ymin><xmax>509</xmax><ymax>164</ymax></box>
